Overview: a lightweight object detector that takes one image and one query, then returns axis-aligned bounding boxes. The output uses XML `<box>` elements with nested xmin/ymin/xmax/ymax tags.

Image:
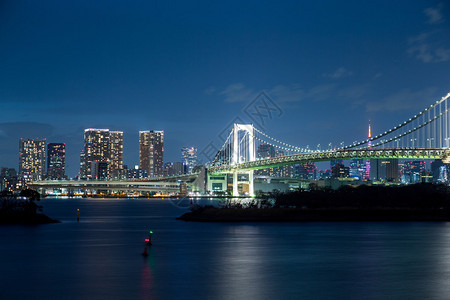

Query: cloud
<box><xmin>408</xmin><ymin>4</ymin><xmax>450</xmax><ymax>63</ymax></box>
<box><xmin>424</xmin><ymin>4</ymin><xmax>444</xmax><ymax>24</ymax></box>
<box><xmin>216</xmin><ymin>82</ymin><xmax>370</xmax><ymax>106</ymax></box>
<box><xmin>219</xmin><ymin>83</ymin><xmax>256</xmax><ymax>102</ymax></box>
<box><xmin>407</xmin><ymin>32</ymin><xmax>450</xmax><ymax>63</ymax></box>
<box><xmin>323</xmin><ymin>67</ymin><xmax>353</xmax><ymax>79</ymax></box>
<box><xmin>365</xmin><ymin>87</ymin><xmax>439</xmax><ymax>112</ymax></box>
<box><xmin>204</xmin><ymin>86</ymin><xmax>216</xmax><ymax>95</ymax></box>
<box><xmin>268</xmin><ymin>84</ymin><xmax>305</xmax><ymax>103</ymax></box>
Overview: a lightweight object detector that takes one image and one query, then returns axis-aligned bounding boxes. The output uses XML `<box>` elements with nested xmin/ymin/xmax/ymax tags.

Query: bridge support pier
<box><xmin>248</xmin><ymin>170</ymin><xmax>254</xmax><ymax>197</ymax></box>
<box><xmin>231</xmin><ymin>170</ymin><xmax>255</xmax><ymax>197</ymax></box>
<box><xmin>233</xmin><ymin>171</ymin><xmax>238</xmax><ymax>196</ymax></box>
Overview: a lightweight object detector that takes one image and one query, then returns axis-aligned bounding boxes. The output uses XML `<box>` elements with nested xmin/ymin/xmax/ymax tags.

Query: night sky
<box><xmin>1</xmin><ymin>0</ymin><xmax>449</xmax><ymax>177</ymax></box>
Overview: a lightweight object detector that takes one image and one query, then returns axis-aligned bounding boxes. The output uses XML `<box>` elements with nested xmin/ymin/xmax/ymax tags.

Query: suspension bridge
<box><xmin>30</xmin><ymin>92</ymin><xmax>450</xmax><ymax>196</ymax></box>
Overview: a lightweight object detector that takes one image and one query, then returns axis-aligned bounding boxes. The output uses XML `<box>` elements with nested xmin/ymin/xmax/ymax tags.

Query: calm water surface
<box><xmin>2</xmin><ymin>198</ymin><xmax>450</xmax><ymax>299</ymax></box>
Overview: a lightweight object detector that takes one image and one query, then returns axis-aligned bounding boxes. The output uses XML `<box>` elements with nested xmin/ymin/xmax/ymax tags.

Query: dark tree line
<box><xmin>0</xmin><ymin>189</ymin><xmax>44</xmax><ymax>223</ymax></box>
<box><xmin>271</xmin><ymin>183</ymin><xmax>450</xmax><ymax>210</ymax></box>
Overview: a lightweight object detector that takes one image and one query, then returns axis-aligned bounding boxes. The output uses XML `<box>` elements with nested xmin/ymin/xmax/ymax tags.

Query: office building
<box><xmin>349</xmin><ymin>159</ymin><xmax>366</xmax><ymax>180</ymax></box>
<box><xmin>47</xmin><ymin>143</ymin><xmax>66</xmax><ymax>180</ymax></box>
<box><xmin>370</xmin><ymin>158</ymin><xmax>399</xmax><ymax>182</ymax></box>
<box><xmin>19</xmin><ymin>138</ymin><xmax>46</xmax><ymax>182</ymax></box>
<box><xmin>293</xmin><ymin>163</ymin><xmax>316</xmax><ymax>180</ymax></box>
<box><xmin>255</xmin><ymin>144</ymin><xmax>276</xmax><ymax>176</ymax></box>
<box><xmin>331</xmin><ymin>163</ymin><xmax>350</xmax><ymax>178</ymax></box>
<box><xmin>139</xmin><ymin>130</ymin><xmax>164</xmax><ymax>177</ymax></box>
<box><xmin>182</xmin><ymin>147</ymin><xmax>197</xmax><ymax>174</ymax></box>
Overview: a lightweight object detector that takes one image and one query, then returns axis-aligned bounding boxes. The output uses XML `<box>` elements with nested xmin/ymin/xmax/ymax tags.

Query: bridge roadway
<box><xmin>29</xmin><ymin>179</ymin><xmax>184</xmax><ymax>193</ymax></box>
<box><xmin>208</xmin><ymin>148</ymin><xmax>450</xmax><ymax>174</ymax></box>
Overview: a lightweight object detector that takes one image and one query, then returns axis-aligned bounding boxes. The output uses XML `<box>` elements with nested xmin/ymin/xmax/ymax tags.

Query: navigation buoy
<box><xmin>146</xmin><ymin>230</ymin><xmax>153</xmax><ymax>246</ymax></box>
<box><xmin>142</xmin><ymin>246</ymin><xmax>148</xmax><ymax>256</ymax></box>
<box><xmin>77</xmin><ymin>208</ymin><xmax>80</xmax><ymax>222</ymax></box>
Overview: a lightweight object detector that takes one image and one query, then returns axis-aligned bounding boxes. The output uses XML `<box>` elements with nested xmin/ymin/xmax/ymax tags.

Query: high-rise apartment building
<box><xmin>19</xmin><ymin>138</ymin><xmax>46</xmax><ymax>181</ymax></box>
<box><xmin>83</xmin><ymin>129</ymin><xmax>110</xmax><ymax>178</ymax></box>
<box><xmin>139</xmin><ymin>131</ymin><xmax>164</xmax><ymax>177</ymax></box>
<box><xmin>82</xmin><ymin>129</ymin><xmax>123</xmax><ymax>179</ymax></box>
<box><xmin>47</xmin><ymin>143</ymin><xmax>66</xmax><ymax>180</ymax></box>
<box><xmin>109</xmin><ymin>131</ymin><xmax>124</xmax><ymax>173</ymax></box>
<box><xmin>79</xmin><ymin>149</ymin><xmax>85</xmax><ymax>179</ymax></box>
<box><xmin>182</xmin><ymin>147</ymin><xmax>197</xmax><ymax>174</ymax></box>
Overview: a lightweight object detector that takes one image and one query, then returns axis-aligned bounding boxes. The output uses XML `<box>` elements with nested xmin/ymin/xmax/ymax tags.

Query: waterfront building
<box><xmin>349</xmin><ymin>159</ymin><xmax>366</xmax><ymax>180</ymax></box>
<box><xmin>173</xmin><ymin>162</ymin><xmax>185</xmax><ymax>175</ymax></box>
<box><xmin>164</xmin><ymin>162</ymin><xmax>185</xmax><ymax>176</ymax></box>
<box><xmin>0</xmin><ymin>168</ymin><xmax>18</xmax><ymax>192</ymax></box>
<box><xmin>139</xmin><ymin>130</ymin><xmax>164</xmax><ymax>177</ymax></box>
<box><xmin>182</xmin><ymin>147</ymin><xmax>197</xmax><ymax>174</ymax></box>
<box><xmin>319</xmin><ymin>169</ymin><xmax>332</xmax><ymax>180</ymax></box>
<box><xmin>127</xmin><ymin>167</ymin><xmax>149</xmax><ymax>179</ymax></box>
<box><xmin>385</xmin><ymin>159</ymin><xmax>399</xmax><ymax>182</ymax></box>
<box><xmin>331</xmin><ymin>163</ymin><xmax>350</xmax><ymax>178</ymax></box>
<box><xmin>19</xmin><ymin>138</ymin><xmax>46</xmax><ymax>182</ymax></box>
<box><xmin>255</xmin><ymin>144</ymin><xmax>276</xmax><ymax>177</ymax></box>
<box><xmin>430</xmin><ymin>159</ymin><xmax>449</xmax><ymax>183</ymax></box>
<box><xmin>109</xmin><ymin>131</ymin><xmax>124</xmax><ymax>173</ymax></box>
<box><xmin>91</xmin><ymin>161</ymin><xmax>108</xmax><ymax>180</ymax></box>
<box><xmin>293</xmin><ymin>163</ymin><xmax>316</xmax><ymax>180</ymax></box>
<box><xmin>83</xmin><ymin>129</ymin><xmax>110</xmax><ymax>179</ymax></box>
<box><xmin>330</xmin><ymin>160</ymin><xmax>344</xmax><ymax>169</ymax></box>
<box><xmin>370</xmin><ymin>159</ymin><xmax>399</xmax><ymax>182</ymax></box>
<box><xmin>79</xmin><ymin>149</ymin><xmax>85</xmax><ymax>179</ymax></box>
<box><xmin>82</xmin><ymin>129</ymin><xmax>123</xmax><ymax>179</ymax></box>
<box><xmin>47</xmin><ymin>143</ymin><xmax>66</xmax><ymax>180</ymax></box>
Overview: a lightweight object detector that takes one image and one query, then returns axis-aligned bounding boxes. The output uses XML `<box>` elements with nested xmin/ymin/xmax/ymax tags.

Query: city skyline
<box><xmin>1</xmin><ymin>1</ymin><xmax>450</xmax><ymax>177</ymax></box>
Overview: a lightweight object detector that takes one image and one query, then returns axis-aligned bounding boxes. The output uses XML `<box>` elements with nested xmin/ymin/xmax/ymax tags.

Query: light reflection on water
<box><xmin>1</xmin><ymin>198</ymin><xmax>450</xmax><ymax>299</ymax></box>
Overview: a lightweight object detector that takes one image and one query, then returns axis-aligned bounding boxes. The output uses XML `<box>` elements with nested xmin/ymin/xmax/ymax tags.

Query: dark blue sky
<box><xmin>1</xmin><ymin>0</ymin><xmax>449</xmax><ymax>177</ymax></box>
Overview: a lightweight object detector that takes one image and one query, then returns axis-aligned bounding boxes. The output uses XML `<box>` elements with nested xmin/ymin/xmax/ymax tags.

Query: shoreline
<box><xmin>0</xmin><ymin>213</ymin><xmax>60</xmax><ymax>225</ymax></box>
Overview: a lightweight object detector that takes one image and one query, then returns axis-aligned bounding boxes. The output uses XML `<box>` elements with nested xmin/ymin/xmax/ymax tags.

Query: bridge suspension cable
<box><xmin>209</xmin><ymin>92</ymin><xmax>450</xmax><ymax>168</ymax></box>
<box><xmin>344</xmin><ymin>92</ymin><xmax>450</xmax><ymax>150</ymax></box>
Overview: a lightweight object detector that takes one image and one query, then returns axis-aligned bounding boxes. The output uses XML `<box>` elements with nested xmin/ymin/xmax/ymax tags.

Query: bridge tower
<box><xmin>232</xmin><ymin>124</ymin><xmax>255</xmax><ymax>196</ymax></box>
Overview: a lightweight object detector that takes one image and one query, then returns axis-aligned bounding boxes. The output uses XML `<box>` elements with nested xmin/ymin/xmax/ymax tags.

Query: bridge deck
<box><xmin>209</xmin><ymin>148</ymin><xmax>450</xmax><ymax>174</ymax></box>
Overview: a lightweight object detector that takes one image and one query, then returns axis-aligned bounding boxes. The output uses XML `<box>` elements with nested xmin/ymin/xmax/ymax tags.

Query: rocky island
<box><xmin>0</xmin><ymin>189</ymin><xmax>59</xmax><ymax>224</ymax></box>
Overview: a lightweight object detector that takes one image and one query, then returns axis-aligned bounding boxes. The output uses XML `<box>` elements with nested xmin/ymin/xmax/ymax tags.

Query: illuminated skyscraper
<box><xmin>109</xmin><ymin>131</ymin><xmax>124</xmax><ymax>173</ymax></box>
<box><xmin>47</xmin><ymin>143</ymin><xmax>66</xmax><ymax>180</ymax></box>
<box><xmin>83</xmin><ymin>129</ymin><xmax>110</xmax><ymax>179</ymax></box>
<box><xmin>79</xmin><ymin>149</ymin><xmax>85</xmax><ymax>179</ymax></box>
<box><xmin>255</xmin><ymin>144</ymin><xmax>276</xmax><ymax>176</ymax></box>
<box><xmin>182</xmin><ymin>147</ymin><xmax>197</xmax><ymax>174</ymax></box>
<box><xmin>19</xmin><ymin>138</ymin><xmax>46</xmax><ymax>181</ymax></box>
<box><xmin>139</xmin><ymin>130</ymin><xmax>164</xmax><ymax>177</ymax></box>
<box><xmin>82</xmin><ymin>129</ymin><xmax>124</xmax><ymax>179</ymax></box>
